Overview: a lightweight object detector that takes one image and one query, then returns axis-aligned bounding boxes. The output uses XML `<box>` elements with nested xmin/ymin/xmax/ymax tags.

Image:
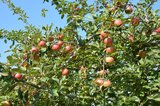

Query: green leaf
<box><xmin>52</xmin><ymin>89</ymin><xmax>59</xmax><ymax>96</ymax></box>
<box><xmin>147</xmin><ymin>94</ymin><xmax>160</xmax><ymax>102</ymax></box>
<box><xmin>129</xmin><ymin>96</ymin><xmax>140</xmax><ymax>102</ymax></box>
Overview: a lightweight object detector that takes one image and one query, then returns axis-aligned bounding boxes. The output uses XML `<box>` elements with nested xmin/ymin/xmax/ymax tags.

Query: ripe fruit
<box><xmin>99</xmin><ymin>31</ymin><xmax>108</xmax><ymax>39</ymax></box>
<box><xmin>105</xmin><ymin>57</ymin><xmax>114</xmax><ymax>63</ymax></box>
<box><xmin>1</xmin><ymin>101</ymin><xmax>10</xmax><ymax>106</ymax></box>
<box><xmin>95</xmin><ymin>78</ymin><xmax>104</xmax><ymax>86</ymax></box>
<box><xmin>62</xmin><ymin>68</ymin><xmax>69</xmax><ymax>76</ymax></box>
<box><xmin>48</xmin><ymin>36</ymin><xmax>54</xmax><ymax>42</ymax></box>
<box><xmin>114</xmin><ymin>19</ymin><xmax>123</xmax><ymax>26</ymax></box>
<box><xmin>125</xmin><ymin>6</ymin><xmax>133</xmax><ymax>14</ymax></box>
<box><xmin>103</xmin><ymin>37</ymin><xmax>112</xmax><ymax>46</ymax></box>
<box><xmin>58</xmin><ymin>34</ymin><xmax>63</xmax><ymax>39</ymax></box>
<box><xmin>38</xmin><ymin>40</ymin><xmax>46</xmax><ymax>47</ymax></box>
<box><xmin>65</xmin><ymin>45</ymin><xmax>72</xmax><ymax>52</ymax></box>
<box><xmin>57</xmin><ymin>40</ymin><xmax>64</xmax><ymax>46</ymax></box>
<box><xmin>132</xmin><ymin>17</ymin><xmax>140</xmax><ymax>26</ymax></box>
<box><xmin>105</xmin><ymin>46</ymin><xmax>114</xmax><ymax>53</ymax></box>
<box><xmin>97</xmin><ymin>70</ymin><xmax>107</xmax><ymax>76</ymax></box>
<box><xmin>128</xmin><ymin>35</ymin><xmax>134</xmax><ymax>42</ymax></box>
<box><xmin>138</xmin><ymin>51</ymin><xmax>146</xmax><ymax>58</ymax></box>
<box><xmin>155</xmin><ymin>27</ymin><xmax>160</xmax><ymax>33</ymax></box>
<box><xmin>103</xmin><ymin>80</ymin><xmax>111</xmax><ymax>87</ymax></box>
<box><xmin>30</xmin><ymin>47</ymin><xmax>39</xmax><ymax>54</ymax></box>
<box><xmin>52</xmin><ymin>44</ymin><xmax>60</xmax><ymax>51</ymax></box>
<box><xmin>14</xmin><ymin>73</ymin><xmax>22</xmax><ymax>80</ymax></box>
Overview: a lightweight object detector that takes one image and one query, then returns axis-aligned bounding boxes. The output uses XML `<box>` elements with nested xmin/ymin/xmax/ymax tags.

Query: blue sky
<box><xmin>0</xmin><ymin>0</ymin><xmax>159</xmax><ymax>62</ymax></box>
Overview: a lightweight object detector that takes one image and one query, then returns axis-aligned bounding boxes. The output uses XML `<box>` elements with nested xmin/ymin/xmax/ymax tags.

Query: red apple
<box><xmin>57</xmin><ymin>40</ymin><xmax>64</xmax><ymax>46</ymax></box>
<box><xmin>105</xmin><ymin>46</ymin><xmax>114</xmax><ymax>53</ymax></box>
<box><xmin>62</xmin><ymin>68</ymin><xmax>69</xmax><ymax>76</ymax></box>
<box><xmin>14</xmin><ymin>73</ymin><xmax>22</xmax><ymax>80</ymax></box>
<box><xmin>138</xmin><ymin>51</ymin><xmax>146</xmax><ymax>58</ymax></box>
<box><xmin>100</xmin><ymin>31</ymin><xmax>108</xmax><ymax>39</ymax></box>
<box><xmin>103</xmin><ymin>80</ymin><xmax>111</xmax><ymax>87</ymax></box>
<box><xmin>103</xmin><ymin>37</ymin><xmax>112</xmax><ymax>46</ymax></box>
<box><xmin>155</xmin><ymin>27</ymin><xmax>160</xmax><ymax>33</ymax></box>
<box><xmin>105</xmin><ymin>57</ymin><xmax>114</xmax><ymax>63</ymax></box>
<box><xmin>52</xmin><ymin>44</ymin><xmax>60</xmax><ymax>51</ymax></box>
<box><xmin>38</xmin><ymin>40</ymin><xmax>46</xmax><ymax>47</ymax></box>
<box><xmin>58</xmin><ymin>34</ymin><xmax>63</xmax><ymax>39</ymax></box>
<box><xmin>95</xmin><ymin>78</ymin><xmax>104</xmax><ymax>86</ymax></box>
<box><xmin>30</xmin><ymin>47</ymin><xmax>39</xmax><ymax>54</ymax></box>
<box><xmin>132</xmin><ymin>17</ymin><xmax>140</xmax><ymax>26</ymax></box>
<box><xmin>65</xmin><ymin>45</ymin><xmax>72</xmax><ymax>52</ymax></box>
<box><xmin>48</xmin><ymin>36</ymin><xmax>54</xmax><ymax>42</ymax></box>
<box><xmin>125</xmin><ymin>6</ymin><xmax>133</xmax><ymax>14</ymax></box>
<box><xmin>114</xmin><ymin>19</ymin><xmax>123</xmax><ymax>26</ymax></box>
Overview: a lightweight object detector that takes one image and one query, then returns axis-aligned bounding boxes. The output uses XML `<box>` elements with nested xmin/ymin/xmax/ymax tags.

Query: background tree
<box><xmin>0</xmin><ymin>0</ymin><xmax>160</xmax><ymax>105</ymax></box>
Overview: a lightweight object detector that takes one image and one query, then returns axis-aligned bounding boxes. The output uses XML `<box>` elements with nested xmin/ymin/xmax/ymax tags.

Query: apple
<box><xmin>105</xmin><ymin>57</ymin><xmax>114</xmax><ymax>63</ymax></box>
<box><xmin>95</xmin><ymin>78</ymin><xmax>104</xmax><ymax>86</ymax></box>
<box><xmin>114</xmin><ymin>19</ymin><xmax>123</xmax><ymax>26</ymax></box>
<box><xmin>105</xmin><ymin>46</ymin><xmax>114</xmax><ymax>53</ymax></box>
<box><xmin>125</xmin><ymin>6</ymin><xmax>133</xmax><ymax>14</ymax></box>
<box><xmin>155</xmin><ymin>27</ymin><xmax>160</xmax><ymax>33</ymax></box>
<box><xmin>99</xmin><ymin>31</ymin><xmax>108</xmax><ymax>39</ymax></box>
<box><xmin>48</xmin><ymin>36</ymin><xmax>54</xmax><ymax>42</ymax></box>
<box><xmin>58</xmin><ymin>34</ymin><xmax>63</xmax><ymax>39</ymax></box>
<box><xmin>38</xmin><ymin>40</ymin><xmax>46</xmax><ymax>47</ymax></box>
<box><xmin>103</xmin><ymin>37</ymin><xmax>112</xmax><ymax>46</ymax></box>
<box><xmin>51</xmin><ymin>44</ymin><xmax>60</xmax><ymax>51</ymax></box>
<box><xmin>14</xmin><ymin>73</ymin><xmax>22</xmax><ymax>80</ymax></box>
<box><xmin>62</xmin><ymin>68</ymin><xmax>69</xmax><ymax>76</ymax></box>
<box><xmin>57</xmin><ymin>40</ymin><xmax>64</xmax><ymax>46</ymax></box>
<box><xmin>132</xmin><ymin>17</ymin><xmax>140</xmax><ymax>26</ymax></box>
<box><xmin>65</xmin><ymin>45</ymin><xmax>72</xmax><ymax>52</ymax></box>
<box><xmin>138</xmin><ymin>51</ymin><xmax>146</xmax><ymax>58</ymax></box>
<box><xmin>30</xmin><ymin>47</ymin><xmax>39</xmax><ymax>54</ymax></box>
<box><xmin>103</xmin><ymin>80</ymin><xmax>111</xmax><ymax>87</ymax></box>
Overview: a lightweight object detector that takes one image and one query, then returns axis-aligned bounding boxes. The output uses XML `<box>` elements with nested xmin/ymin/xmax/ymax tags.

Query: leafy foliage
<box><xmin>0</xmin><ymin>0</ymin><xmax>160</xmax><ymax>105</ymax></box>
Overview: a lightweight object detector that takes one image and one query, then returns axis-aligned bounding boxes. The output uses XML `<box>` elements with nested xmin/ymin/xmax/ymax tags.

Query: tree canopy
<box><xmin>0</xmin><ymin>0</ymin><xmax>160</xmax><ymax>105</ymax></box>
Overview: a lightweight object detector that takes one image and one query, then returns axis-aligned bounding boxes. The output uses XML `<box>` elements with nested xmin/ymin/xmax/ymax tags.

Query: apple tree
<box><xmin>0</xmin><ymin>0</ymin><xmax>160</xmax><ymax>105</ymax></box>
